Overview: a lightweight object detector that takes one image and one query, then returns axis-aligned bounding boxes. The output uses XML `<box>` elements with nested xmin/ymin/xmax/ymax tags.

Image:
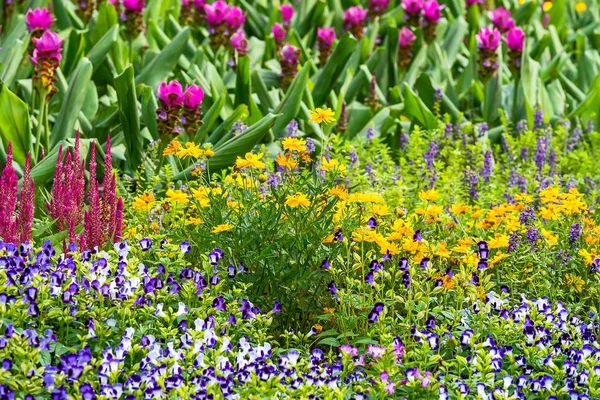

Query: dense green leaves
<box><xmin>0</xmin><ymin>84</ymin><xmax>31</xmax><ymax>166</ymax></box>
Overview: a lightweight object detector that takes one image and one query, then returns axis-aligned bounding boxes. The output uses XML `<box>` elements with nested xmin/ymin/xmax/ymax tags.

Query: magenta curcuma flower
<box><xmin>158</xmin><ymin>81</ymin><xmax>184</xmax><ymax>108</ymax></box>
<box><xmin>182</xmin><ymin>84</ymin><xmax>204</xmax><ymax>138</ymax></box>
<box><xmin>279</xmin><ymin>44</ymin><xmax>300</xmax><ymax>89</ymax></box>
<box><xmin>476</xmin><ymin>27</ymin><xmax>501</xmax><ymax>51</ymax></box>
<box><xmin>123</xmin><ymin>0</ymin><xmax>145</xmax><ymax>12</ymax></box>
<box><xmin>122</xmin><ymin>0</ymin><xmax>145</xmax><ymax>39</ymax></box>
<box><xmin>477</xmin><ymin>27</ymin><xmax>501</xmax><ymax>79</ymax></box>
<box><xmin>230</xmin><ymin>29</ymin><xmax>248</xmax><ymax>56</ymax></box>
<box><xmin>466</xmin><ymin>0</ymin><xmax>483</xmax><ymax>6</ymax></box>
<box><xmin>226</xmin><ymin>5</ymin><xmax>245</xmax><ymax>30</ymax></box>
<box><xmin>506</xmin><ymin>27</ymin><xmax>525</xmax><ymax>71</ymax></box>
<box><xmin>488</xmin><ymin>7</ymin><xmax>515</xmax><ymax>33</ymax></box>
<box><xmin>398</xmin><ymin>27</ymin><xmax>416</xmax><ymax>48</ymax></box>
<box><xmin>402</xmin><ymin>0</ymin><xmax>423</xmax><ymax>24</ymax></box>
<box><xmin>272</xmin><ymin>23</ymin><xmax>286</xmax><ymax>44</ymax></box>
<box><xmin>280</xmin><ymin>4</ymin><xmax>294</xmax><ymax>25</ymax></box>
<box><xmin>31</xmin><ymin>31</ymin><xmax>64</xmax><ymax>65</ymax></box>
<box><xmin>204</xmin><ymin>0</ymin><xmax>230</xmax><ymax>26</ymax></box>
<box><xmin>183</xmin><ymin>84</ymin><xmax>204</xmax><ymax>109</ymax></box>
<box><xmin>398</xmin><ymin>27</ymin><xmax>416</xmax><ymax>68</ymax></box>
<box><xmin>25</xmin><ymin>8</ymin><xmax>53</xmax><ymax>32</ymax></box>
<box><xmin>506</xmin><ymin>27</ymin><xmax>525</xmax><ymax>52</ymax></box>
<box><xmin>344</xmin><ymin>6</ymin><xmax>368</xmax><ymax>39</ymax></box>
<box><xmin>368</xmin><ymin>0</ymin><xmax>390</xmax><ymax>17</ymax></box>
<box><xmin>422</xmin><ymin>0</ymin><xmax>442</xmax><ymax>23</ymax></box>
<box><xmin>317</xmin><ymin>27</ymin><xmax>336</xmax><ymax>65</ymax></box>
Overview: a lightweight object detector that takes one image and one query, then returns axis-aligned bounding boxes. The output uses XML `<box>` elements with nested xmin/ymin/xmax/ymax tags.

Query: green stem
<box><xmin>34</xmin><ymin>91</ymin><xmax>47</xmax><ymax>162</ymax></box>
<box><xmin>512</xmin><ymin>75</ymin><xmax>520</xmax><ymax>125</ymax></box>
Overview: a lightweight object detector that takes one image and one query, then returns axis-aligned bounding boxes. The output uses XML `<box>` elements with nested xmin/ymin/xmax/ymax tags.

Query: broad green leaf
<box><xmin>402</xmin><ymin>83</ymin><xmax>437</xmax><ymax>130</ymax></box>
<box><xmin>272</xmin><ymin>62</ymin><xmax>312</xmax><ymax>134</ymax></box>
<box><xmin>312</xmin><ymin>34</ymin><xmax>357</xmax><ymax>106</ymax></box>
<box><xmin>195</xmin><ymin>89</ymin><xmax>227</xmax><ymax>144</ymax></box>
<box><xmin>0</xmin><ymin>83</ymin><xmax>31</xmax><ymax>166</ymax></box>
<box><xmin>51</xmin><ymin>58</ymin><xmax>94</xmax><ymax>147</ymax></box>
<box><xmin>114</xmin><ymin>66</ymin><xmax>143</xmax><ymax>172</ymax></box>
<box><xmin>140</xmin><ymin>85</ymin><xmax>159</xmax><ymax>141</ymax></box>
<box><xmin>135</xmin><ymin>26</ymin><xmax>191</xmax><ymax>87</ymax></box>
<box><xmin>87</xmin><ymin>25</ymin><xmax>118</xmax><ymax>70</ymax></box>
<box><xmin>234</xmin><ymin>56</ymin><xmax>251</xmax><ymax>109</ymax></box>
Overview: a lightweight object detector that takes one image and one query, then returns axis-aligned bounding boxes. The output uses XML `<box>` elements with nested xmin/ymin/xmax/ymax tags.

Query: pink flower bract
<box><xmin>26</xmin><ymin>8</ymin><xmax>53</xmax><ymax>31</ymax></box>
<box><xmin>158</xmin><ymin>81</ymin><xmax>184</xmax><ymax>108</ymax></box>
<box><xmin>183</xmin><ymin>84</ymin><xmax>204</xmax><ymax>109</ymax></box>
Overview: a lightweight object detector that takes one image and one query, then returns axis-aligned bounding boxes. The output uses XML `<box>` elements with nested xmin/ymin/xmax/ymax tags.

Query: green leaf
<box><xmin>87</xmin><ymin>25</ymin><xmax>118</xmax><ymax>70</ymax></box>
<box><xmin>140</xmin><ymin>85</ymin><xmax>159</xmax><ymax>141</ymax></box>
<box><xmin>272</xmin><ymin>62</ymin><xmax>312</xmax><ymax>134</ymax></box>
<box><xmin>318</xmin><ymin>337</ymin><xmax>341</xmax><ymax>347</ymax></box>
<box><xmin>135</xmin><ymin>26</ymin><xmax>191</xmax><ymax>87</ymax></box>
<box><xmin>234</xmin><ymin>56</ymin><xmax>251</xmax><ymax>109</ymax></box>
<box><xmin>0</xmin><ymin>38</ymin><xmax>28</xmax><ymax>88</ymax></box>
<box><xmin>402</xmin><ymin>83</ymin><xmax>437</xmax><ymax>130</ymax></box>
<box><xmin>0</xmin><ymin>83</ymin><xmax>31</xmax><ymax>166</ymax></box>
<box><xmin>312</xmin><ymin>34</ymin><xmax>358</xmax><ymax>106</ymax></box>
<box><xmin>51</xmin><ymin>58</ymin><xmax>94</xmax><ymax>147</ymax></box>
<box><xmin>520</xmin><ymin>51</ymin><xmax>540</xmax><ymax>128</ymax></box>
<box><xmin>114</xmin><ymin>66</ymin><xmax>143</xmax><ymax>172</ymax></box>
<box><xmin>195</xmin><ymin>89</ymin><xmax>227</xmax><ymax>144</ymax></box>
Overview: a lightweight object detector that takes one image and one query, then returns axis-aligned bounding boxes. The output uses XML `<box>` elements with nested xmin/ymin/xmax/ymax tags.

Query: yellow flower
<box><xmin>163</xmin><ymin>140</ymin><xmax>182</xmax><ymax>156</ymax></box>
<box><xmin>285</xmin><ymin>193</ymin><xmax>311</xmax><ymax>208</ymax></box>
<box><xmin>204</xmin><ymin>145</ymin><xmax>215</xmax><ymax>158</ymax></box>
<box><xmin>319</xmin><ymin>157</ymin><xmax>345</xmax><ymax>173</ymax></box>
<box><xmin>323</xmin><ymin>307</ymin><xmax>335</xmax><ymax>314</ymax></box>
<box><xmin>488</xmin><ymin>234</ymin><xmax>509</xmax><ymax>249</ymax></box>
<box><xmin>276</xmin><ymin>153</ymin><xmax>299</xmax><ymax>170</ymax></box>
<box><xmin>565</xmin><ymin>273</ymin><xmax>585</xmax><ymax>293</ymax></box>
<box><xmin>371</xmin><ymin>204</ymin><xmax>390</xmax><ymax>216</ymax></box>
<box><xmin>575</xmin><ymin>2</ymin><xmax>587</xmax><ymax>13</ymax></box>
<box><xmin>329</xmin><ymin>185</ymin><xmax>349</xmax><ymax>200</ymax></box>
<box><xmin>282</xmin><ymin>137</ymin><xmax>306</xmax><ymax>152</ymax></box>
<box><xmin>542</xmin><ymin>1</ymin><xmax>552</xmax><ymax>12</ymax></box>
<box><xmin>133</xmin><ymin>193</ymin><xmax>155</xmax><ymax>212</ymax></box>
<box><xmin>541</xmin><ymin>228</ymin><xmax>558</xmax><ymax>246</ymax></box>
<box><xmin>450</xmin><ymin>203</ymin><xmax>470</xmax><ymax>215</ymax></box>
<box><xmin>309</xmin><ymin>108</ymin><xmax>336</xmax><ymax>124</ymax></box>
<box><xmin>191</xmin><ymin>187</ymin><xmax>211</xmax><ymax>207</ymax></box>
<box><xmin>186</xmin><ymin>217</ymin><xmax>202</xmax><ymax>225</ymax></box>
<box><xmin>418</xmin><ymin>189</ymin><xmax>438</xmax><ymax>201</ymax></box>
<box><xmin>166</xmin><ymin>189</ymin><xmax>189</xmax><ymax>205</ymax></box>
<box><xmin>176</xmin><ymin>142</ymin><xmax>204</xmax><ymax>159</ymax></box>
<box><xmin>212</xmin><ymin>223</ymin><xmax>234</xmax><ymax>233</ymax></box>
<box><xmin>235</xmin><ymin>152</ymin><xmax>265</xmax><ymax>170</ymax></box>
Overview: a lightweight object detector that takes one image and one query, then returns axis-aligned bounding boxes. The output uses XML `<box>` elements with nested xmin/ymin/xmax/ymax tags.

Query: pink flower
<box><xmin>272</xmin><ymin>23</ymin><xmax>286</xmax><ymax>43</ymax></box>
<box><xmin>204</xmin><ymin>0</ymin><xmax>230</xmax><ymax>26</ymax></box>
<box><xmin>466</xmin><ymin>0</ymin><xmax>483</xmax><ymax>5</ymax></box>
<box><xmin>369</xmin><ymin>0</ymin><xmax>390</xmax><ymax>15</ymax></box>
<box><xmin>157</xmin><ymin>81</ymin><xmax>184</xmax><ymax>108</ymax></box>
<box><xmin>317</xmin><ymin>27</ymin><xmax>336</xmax><ymax>47</ymax></box>
<box><xmin>31</xmin><ymin>31</ymin><xmax>64</xmax><ymax>65</ymax></box>
<box><xmin>380</xmin><ymin>372</ymin><xmax>396</xmax><ymax>394</ymax></box>
<box><xmin>123</xmin><ymin>0</ymin><xmax>145</xmax><ymax>12</ymax></box>
<box><xmin>422</xmin><ymin>0</ymin><xmax>443</xmax><ymax>23</ymax></box>
<box><xmin>183</xmin><ymin>84</ymin><xmax>204</xmax><ymax>109</ymax></box>
<box><xmin>230</xmin><ymin>29</ymin><xmax>248</xmax><ymax>53</ymax></box>
<box><xmin>505</xmin><ymin>27</ymin><xmax>525</xmax><ymax>52</ymax></box>
<box><xmin>488</xmin><ymin>7</ymin><xmax>515</xmax><ymax>32</ymax></box>
<box><xmin>226</xmin><ymin>5</ymin><xmax>245</xmax><ymax>30</ymax></box>
<box><xmin>344</xmin><ymin>6</ymin><xmax>367</xmax><ymax>29</ymax></box>
<box><xmin>421</xmin><ymin>371</ymin><xmax>432</xmax><ymax>388</ymax></box>
<box><xmin>339</xmin><ymin>344</ymin><xmax>358</xmax><ymax>357</ymax></box>
<box><xmin>25</xmin><ymin>8</ymin><xmax>53</xmax><ymax>31</ymax></box>
<box><xmin>194</xmin><ymin>0</ymin><xmax>205</xmax><ymax>8</ymax></box>
<box><xmin>476</xmin><ymin>27</ymin><xmax>501</xmax><ymax>51</ymax></box>
<box><xmin>280</xmin><ymin>43</ymin><xmax>300</xmax><ymax>65</ymax></box>
<box><xmin>280</xmin><ymin>4</ymin><xmax>294</xmax><ymax>23</ymax></box>
<box><xmin>398</xmin><ymin>27</ymin><xmax>416</xmax><ymax>48</ymax></box>
<box><xmin>401</xmin><ymin>0</ymin><xmax>423</xmax><ymax>17</ymax></box>
<box><xmin>366</xmin><ymin>344</ymin><xmax>386</xmax><ymax>359</ymax></box>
